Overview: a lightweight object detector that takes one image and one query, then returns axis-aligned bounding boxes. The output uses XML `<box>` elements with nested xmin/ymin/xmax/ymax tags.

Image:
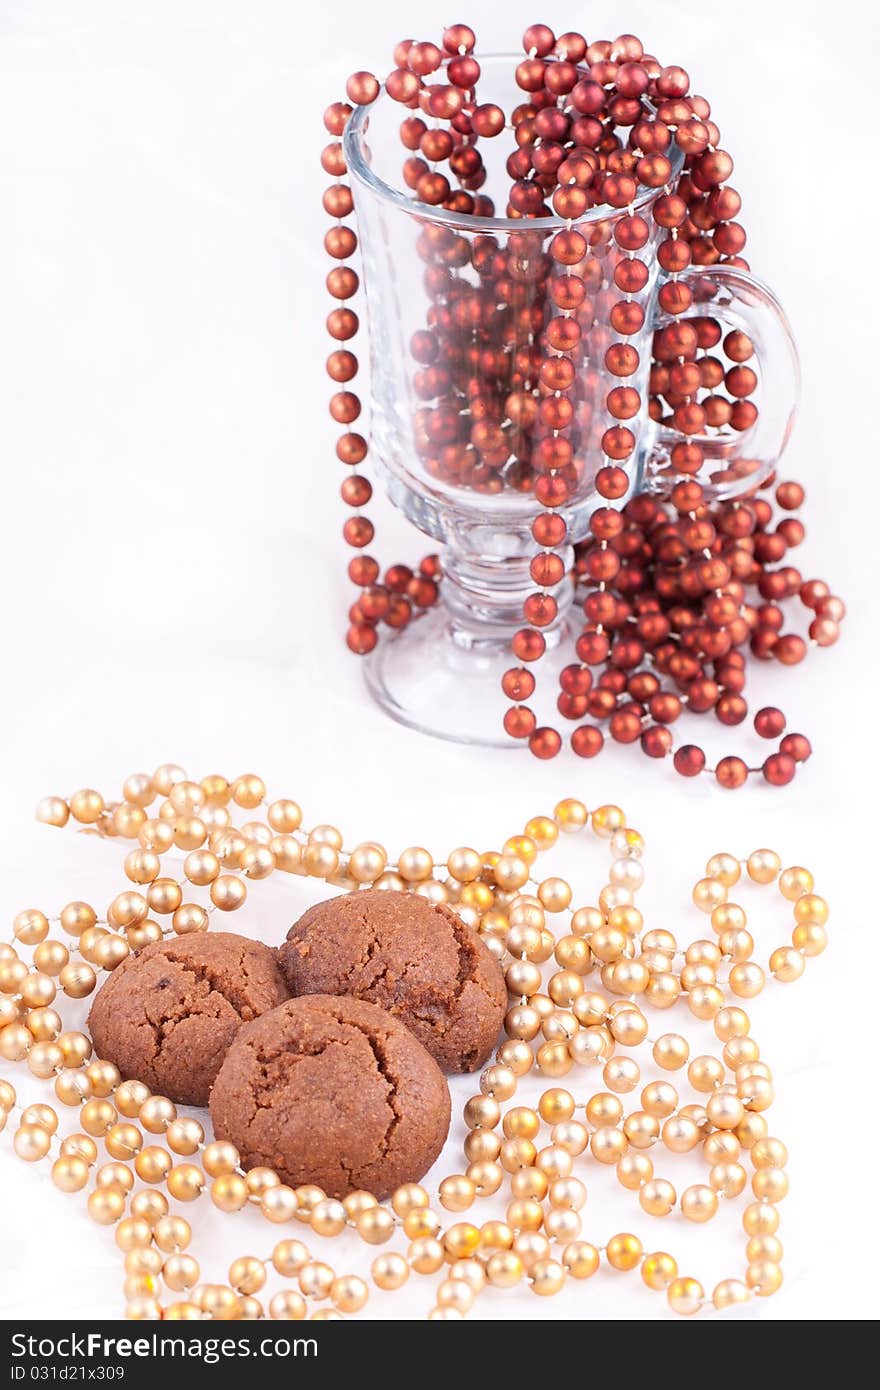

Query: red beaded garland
<box><xmin>325</xmin><ymin>26</ymin><xmax>844</xmax><ymax>787</ymax></box>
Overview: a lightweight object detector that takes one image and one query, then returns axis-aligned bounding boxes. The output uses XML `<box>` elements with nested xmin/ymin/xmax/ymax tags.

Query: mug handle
<box><xmin>642</xmin><ymin>264</ymin><xmax>801</xmax><ymax>503</ymax></box>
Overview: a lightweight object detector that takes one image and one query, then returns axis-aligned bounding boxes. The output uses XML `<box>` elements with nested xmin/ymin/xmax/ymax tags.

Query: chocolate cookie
<box><xmin>88</xmin><ymin>933</ymin><xmax>289</xmax><ymax>1105</ymax></box>
<box><xmin>278</xmin><ymin>890</ymin><xmax>506</xmax><ymax>1073</ymax></box>
<box><xmin>210</xmin><ymin>994</ymin><xmax>450</xmax><ymax>1199</ymax></box>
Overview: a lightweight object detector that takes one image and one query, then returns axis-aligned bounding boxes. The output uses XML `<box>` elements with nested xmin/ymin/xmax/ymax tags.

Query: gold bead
<box><xmin>59</xmin><ymin>1133</ymin><xmax>96</xmax><ymax>1166</ymax></box>
<box><xmin>537</xmin><ymin>877</ymin><xmax>572</xmax><ymax>913</ymax></box>
<box><xmin>107</xmin><ymin>891</ymin><xmax>148</xmax><ymax>928</ymax></box>
<box><xmin>331</xmin><ymin>1275</ymin><xmax>369</xmax><ymax>1314</ymax></box>
<box><xmin>232</xmin><ymin>774</ymin><xmax>266</xmax><ymax>809</ymax></box>
<box><xmin>710</xmin><ymin>1161</ymin><xmax>747</xmax><ymax>1198</ymax></box>
<box><xmin>743</xmin><ymin>1201</ymin><xmax>779</xmax><ymax>1236</ymax></box>
<box><xmin>14</xmin><ymin>1124</ymin><xmax>51</xmax><ymax>1161</ymax></box>
<box><xmin>653</xmin><ymin>1034</ymin><xmax>689</xmax><ymax>1070</ymax></box>
<box><xmin>662</xmin><ymin>1116</ymin><xmax>700</xmax><ymax>1154</ymax></box>
<box><xmin>70</xmin><ymin>789</ymin><xmax>105</xmax><ymax>824</ymax></box>
<box><xmin>88</xmin><ymin>1187</ymin><xmax>126</xmax><ymax>1225</ymax></box>
<box><xmin>36</xmin><ymin>796</ymin><xmax>70</xmax><ymax>827</ymax></box>
<box><xmin>163</xmin><ymin>1254</ymin><xmax>200</xmax><ymax>1292</ymax></box>
<box><xmin>752</xmin><ymin>1136</ymin><xmax>788</xmax><ymax>1168</ymax></box>
<box><xmin>14</xmin><ymin>910</ymin><xmax>50</xmax><ymax>946</ymax></box>
<box><xmin>202</xmin><ymin>1140</ymin><xmax>239</xmax><ymax>1177</ymax></box>
<box><xmin>228</xmin><ymin>1257</ymin><xmax>266</xmax><ymax>1296</ymax></box>
<box><xmin>555</xmin><ymin>798</ymin><xmax>588</xmax><ymax>832</ymax></box>
<box><xmin>397</xmin><ymin>847</ymin><xmax>433</xmax><ymax>882</ymax></box>
<box><xmin>584</xmin><ymin>1092</ymin><xmax>622</xmax><ymax>1127</ymax></box>
<box><xmin>298</xmin><ymin>1262</ymin><xmax>335</xmax><ymax>1298</ymax></box>
<box><xmin>210</xmin><ymin>874</ymin><xmax>247</xmax><ymax>911</ymax></box>
<box><xmin>115</xmin><ymin>1218</ymin><xmax>153</xmax><ymax>1251</ymax></box>
<box><xmin>0</xmin><ymin>1024</ymin><xmax>31</xmax><ymax>1062</ymax></box>
<box><xmin>713</xmin><ymin>1278</ymin><xmax>749</xmax><ymax>1309</ymax></box>
<box><xmin>355</xmin><ymin>1206</ymin><xmax>395</xmax><ymax>1244</ymax></box>
<box><xmin>642</xmin><ymin>1251</ymin><xmax>677</xmax><ymax>1290</ymax></box>
<box><xmin>261</xmin><ymin>1185</ymin><xmax>298</xmax><ymax>1223</ymax></box>
<box><xmin>681</xmin><ymin>1184</ymin><xmax>718</xmax><ymax>1223</ymax></box>
<box><xmin>524</xmin><ymin>816</ymin><xmax>558</xmax><ymax>849</ymax></box>
<box><xmin>439</xmin><ymin>1175</ymin><xmax>476</xmax><ymax>1212</ymax></box>
<box><xmin>147</xmin><ymin>878</ymin><xmax>183</xmax><ymax>913</ymax></box>
<box><xmin>372</xmin><ymin>1253</ymin><xmax>409</xmax><ymax>1291</ymax></box>
<box><xmin>617</xmin><ymin>1152</ymin><xmax>652</xmax><ymax>1191</ymax></box>
<box><xmin>140</xmin><ymin>1096</ymin><xmax>176</xmax><ymax>1133</ymax></box>
<box><xmin>349</xmin><ymin>844</ymin><xmax>387</xmax><ymax>883</ymax></box>
<box><xmin>493</xmin><ymin>854</ymin><xmax>530</xmax><ymax>891</ymax></box>
<box><xmin>443</xmin><ymin>1223</ymin><xmax>481</xmax><ymax>1260</ymax></box>
<box><xmin>747</xmin><ymin>849</ymin><xmax>781</xmax><ymax>884</ymax></box>
<box><xmin>792</xmin><ymin>921</ymin><xmax>827</xmax><ymax>956</ymax></box>
<box><xmin>530</xmin><ymin>1258</ymin><xmax>565</xmax><ymax>1295</ymax></box>
<box><xmin>693</xmin><ymin>877</ymin><xmax>727</xmax><ymax>912</ymax></box>
<box><xmin>135</xmin><ymin>1146</ymin><xmax>172</xmax><ymax>1183</ymax></box>
<box><xmin>20</xmin><ymin>972</ymin><xmax>56</xmax><ymax>1009</ymax></box>
<box><xmin>486</xmin><ymin>1252</ymin><xmax>523</xmax><ymax>1287</ymax></box>
<box><xmin>770</xmin><ymin>946</ymin><xmax>805</xmax><ymax>981</ymax></box>
<box><xmin>268</xmin><ymin>1290</ymin><xmax>307</xmax><ymax>1320</ymax></box>
<box><xmin>125</xmin><ymin>1298</ymin><xmax>161</xmax><ymax>1321</ymax></box>
<box><xmin>667</xmin><ymin>1276</ymin><xmax>704</xmax><ymax>1315</ymax></box>
<box><xmin>272</xmin><ymin>1240</ymin><xmax>309</xmax><ymax>1276</ymax></box>
<box><xmin>51</xmin><ymin>1154</ymin><xmax>90</xmax><ymax>1192</ymax></box>
<box><xmin>778</xmin><ymin>866</ymin><xmax>813</xmax><ymax>900</ymax></box>
<box><xmin>60</xmin><ymin>901</ymin><xmax>97</xmax><ymax>937</ymax></box>
<box><xmin>751</xmin><ymin>1166</ymin><xmax>789</xmax><ymax>1202</ymax></box>
<box><xmin>172</xmin><ymin>904</ymin><xmax>209</xmax><ymax>935</ymax></box>
<box><xmin>95</xmin><ymin>1161</ymin><xmax>134</xmax><ymax>1193</ymax></box>
<box><xmin>166</xmin><ymin>1118</ymin><xmax>205</xmax><ymax>1156</ymax></box>
<box><xmin>302</xmin><ymin>843</ymin><xmax>339</xmax><ymax>878</ymax></box>
<box><xmin>590</xmin><ymin>1127</ymin><xmax>627</xmax><ymax>1165</ymax></box>
<box><xmin>115</xmin><ymin>1080</ymin><xmax>151</xmax><ymax>1116</ymax></box>
<box><xmin>58</xmin><ymin>962</ymin><xmax>97</xmax><ymax>999</ymax></box>
<box><xmin>80</xmin><ymin>1099</ymin><xmax>116</xmax><ymax>1136</ymax></box>
<box><xmin>793</xmin><ymin>893</ymin><xmax>828</xmax><ymax>926</ymax></box>
<box><xmin>705</xmin><ymin>853</ymin><xmax>741</xmax><ymax>886</ymax></box>
<box><xmin>746</xmin><ymin>1261</ymin><xmax>783</xmax><ymax>1296</ymax></box>
<box><xmin>167</xmin><ymin>1164</ymin><xmax>205</xmax><ymax>1201</ymax></box>
<box><xmin>592</xmin><ymin>805</ymin><xmax>625</xmax><ymax>837</ymax></box>
<box><xmin>34</xmin><ymin>940</ymin><xmax>69</xmax><ymax>976</ymax></box>
<box><xmin>606</xmin><ymin>1233</ymin><xmax>642</xmax><ymax>1271</ymax></box>
<box><xmin>311</xmin><ymin>1198</ymin><xmax>347</xmax><ymax>1236</ymax></box>
<box><xmin>603</xmin><ymin>1056</ymin><xmax>640</xmax><ymax>1093</ymax></box>
<box><xmin>200</xmin><ymin>1285</ymin><xmax>242</xmax><ymax>1319</ymax></box>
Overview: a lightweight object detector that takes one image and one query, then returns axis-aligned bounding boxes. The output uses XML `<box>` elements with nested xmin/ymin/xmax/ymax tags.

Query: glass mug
<box><xmin>343</xmin><ymin>55</ymin><xmax>800</xmax><ymax>747</ymax></box>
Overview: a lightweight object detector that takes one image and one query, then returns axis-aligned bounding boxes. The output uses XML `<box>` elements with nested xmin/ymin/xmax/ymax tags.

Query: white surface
<box><xmin>0</xmin><ymin>0</ymin><xmax>876</xmax><ymax>1322</ymax></box>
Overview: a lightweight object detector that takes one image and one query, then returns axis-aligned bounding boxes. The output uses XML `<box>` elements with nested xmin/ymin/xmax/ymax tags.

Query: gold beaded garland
<box><xmin>0</xmin><ymin>764</ymin><xmax>828</xmax><ymax>1321</ymax></box>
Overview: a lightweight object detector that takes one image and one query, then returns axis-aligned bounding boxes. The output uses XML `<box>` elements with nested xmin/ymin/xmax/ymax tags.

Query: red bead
<box><xmin>780</xmin><ymin>733</ymin><xmax>811</xmax><ymax>763</ymax></box>
<box><xmin>673</xmin><ymin>745</ymin><xmax>705</xmax><ymax>777</ymax></box>
<box><xmin>571</xmin><ymin>725</ymin><xmax>604</xmax><ymax>758</ymax></box>
<box><xmin>762</xmin><ymin>752</ymin><xmax>796</xmax><ymax>786</ymax></box>
<box><xmin>715</xmin><ymin>756</ymin><xmax>748</xmax><ymax>789</ymax></box>
<box><xmin>345</xmin><ymin>71</ymin><xmax>380</xmax><ymax>106</ymax></box>
<box><xmin>513</xmin><ymin>629</ymin><xmax>546</xmax><ymax>662</ymax></box>
<box><xmin>504</xmin><ymin>706</ymin><xmax>537</xmax><ymax>739</ymax></box>
<box><xmin>754</xmin><ymin>706</ymin><xmax>786</xmax><ymax>739</ymax></box>
<box><xmin>528</xmin><ymin>727</ymin><xmax>562</xmax><ymax>759</ymax></box>
<box><xmin>641</xmin><ymin>726</ymin><xmax>672</xmax><ymax>758</ymax></box>
<box><xmin>346</xmin><ymin>623</ymin><xmax>377</xmax><ymax>655</ymax></box>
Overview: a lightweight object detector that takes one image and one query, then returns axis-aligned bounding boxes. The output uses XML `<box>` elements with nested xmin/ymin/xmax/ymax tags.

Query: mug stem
<box><xmin>440</xmin><ymin>542</ymin><xmax>574</xmax><ymax>652</ymax></box>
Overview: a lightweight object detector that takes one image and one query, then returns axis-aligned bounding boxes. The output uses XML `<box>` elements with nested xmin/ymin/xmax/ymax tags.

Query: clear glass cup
<box><xmin>343</xmin><ymin>55</ymin><xmax>800</xmax><ymax>747</ymax></box>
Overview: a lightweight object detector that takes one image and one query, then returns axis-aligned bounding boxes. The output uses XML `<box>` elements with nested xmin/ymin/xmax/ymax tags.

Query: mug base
<box><xmin>362</xmin><ymin>606</ymin><xmax>571</xmax><ymax>750</ymax></box>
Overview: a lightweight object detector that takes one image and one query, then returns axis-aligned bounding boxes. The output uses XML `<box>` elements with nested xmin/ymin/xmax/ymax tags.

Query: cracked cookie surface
<box><xmin>209</xmin><ymin>994</ymin><xmax>451</xmax><ymax>1199</ymax></box>
<box><xmin>278</xmin><ymin>890</ymin><xmax>506</xmax><ymax>1073</ymax></box>
<box><xmin>88</xmin><ymin>933</ymin><xmax>289</xmax><ymax>1105</ymax></box>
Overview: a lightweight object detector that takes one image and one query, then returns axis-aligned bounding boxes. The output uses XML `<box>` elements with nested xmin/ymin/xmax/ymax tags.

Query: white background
<box><xmin>0</xmin><ymin>0</ymin><xmax>877</xmax><ymax>1321</ymax></box>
